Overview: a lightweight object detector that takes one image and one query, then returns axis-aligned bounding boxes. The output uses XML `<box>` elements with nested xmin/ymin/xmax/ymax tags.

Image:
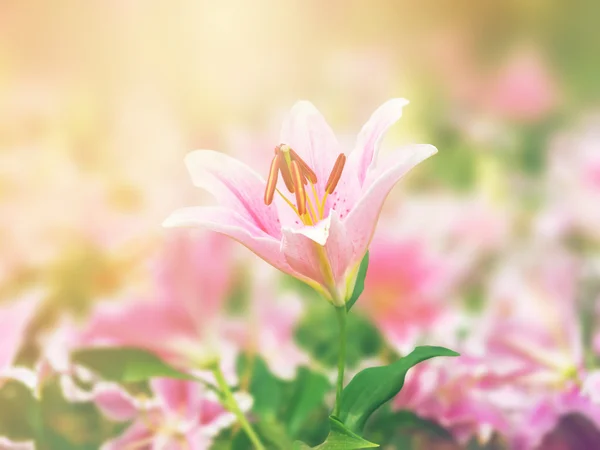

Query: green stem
<box><xmin>333</xmin><ymin>306</ymin><xmax>347</xmax><ymax>417</ymax></box>
<box><xmin>212</xmin><ymin>365</ymin><xmax>266</xmax><ymax>450</ymax></box>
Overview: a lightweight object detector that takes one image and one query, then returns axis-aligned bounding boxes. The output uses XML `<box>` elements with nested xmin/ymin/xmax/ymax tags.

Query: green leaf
<box><xmin>38</xmin><ymin>376</ymin><xmax>129</xmax><ymax>450</ymax></box>
<box><xmin>286</xmin><ymin>367</ymin><xmax>331</xmax><ymax>435</ymax></box>
<box><xmin>296</xmin><ymin>306</ymin><xmax>384</xmax><ymax>368</ymax></box>
<box><xmin>293</xmin><ymin>417</ymin><xmax>379</xmax><ymax>449</ymax></box>
<box><xmin>0</xmin><ymin>379</ymin><xmax>40</xmax><ymax>442</ymax></box>
<box><xmin>339</xmin><ymin>346</ymin><xmax>459</xmax><ymax>433</ymax></box>
<box><xmin>346</xmin><ymin>252</ymin><xmax>369</xmax><ymax>311</ymax></box>
<box><xmin>244</xmin><ymin>356</ymin><xmax>283</xmax><ymax>417</ymax></box>
<box><xmin>71</xmin><ymin>347</ymin><xmax>197</xmax><ymax>383</ymax></box>
<box><xmin>255</xmin><ymin>417</ymin><xmax>295</xmax><ymax>449</ymax></box>
<box><xmin>237</xmin><ymin>355</ymin><xmax>331</xmax><ymax>443</ymax></box>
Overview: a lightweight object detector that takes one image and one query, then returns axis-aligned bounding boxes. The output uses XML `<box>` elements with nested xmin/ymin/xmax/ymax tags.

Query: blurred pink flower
<box><xmin>395</xmin><ymin>248</ymin><xmax>600</xmax><ymax>448</ymax></box>
<box><xmin>79</xmin><ymin>231</ymin><xmax>307</xmax><ymax>380</ymax></box>
<box><xmin>428</xmin><ymin>33</ymin><xmax>558</xmax><ymax>124</ymax></box>
<box><xmin>251</xmin><ymin>293</ymin><xmax>308</xmax><ymax>380</ymax></box>
<box><xmin>395</xmin><ymin>356</ymin><xmax>513</xmax><ymax>444</ymax></box>
<box><xmin>512</xmin><ymin>386</ymin><xmax>600</xmax><ymax>450</ymax></box>
<box><xmin>379</xmin><ymin>194</ymin><xmax>511</xmax><ymax>280</ymax></box>
<box><xmin>475</xmin><ymin>250</ymin><xmax>600</xmax><ymax>448</ymax></box>
<box><xmin>484</xmin><ymin>49</ymin><xmax>558</xmax><ymax>122</ymax></box>
<box><xmin>96</xmin><ymin>378</ymin><xmax>244</xmax><ymax>450</ymax></box>
<box><xmin>482</xmin><ymin>251</ymin><xmax>582</xmax><ymax>385</ymax></box>
<box><xmin>477</xmin><ymin>250</ymin><xmax>600</xmax><ymax>448</ymax></box>
<box><xmin>228</xmin><ymin>267</ymin><xmax>309</xmax><ymax>380</ymax></box>
<box><xmin>545</xmin><ymin>115</ymin><xmax>600</xmax><ymax>241</ymax></box>
<box><xmin>358</xmin><ymin>235</ymin><xmax>456</xmax><ymax>354</ymax></box>
<box><xmin>164</xmin><ymin>99</ymin><xmax>437</xmax><ymax>306</ymax></box>
<box><xmin>79</xmin><ymin>231</ymin><xmax>238</xmax><ymax>372</ymax></box>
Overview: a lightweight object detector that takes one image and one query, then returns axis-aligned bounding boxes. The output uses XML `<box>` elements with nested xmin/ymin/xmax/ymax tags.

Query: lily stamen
<box><xmin>289</xmin><ymin>148</ymin><xmax>317</xmax><ymax>184</ymax></box>
<box><xmin>278</xmin><ymin>150</ymin><xmax>296</xmax><ymax>193</ymax></box>
<box><xmin>264</xmin><ymin>146</ymin><xmax>348</xmax><ymax>225</ymax></box>
<box><xmin>290</xmin><ymin>160</ymin><xmax>307</xmax><ymax>216</ymax></box>
<box><xmin>325</xmin><ymin>153</ymin><xmax>346</xmax><ymax>195</ymax></box>
<box><xmin>264</xmin><ymin>153</ymin><xmax>280</xmax><ymax>205</ymax></box>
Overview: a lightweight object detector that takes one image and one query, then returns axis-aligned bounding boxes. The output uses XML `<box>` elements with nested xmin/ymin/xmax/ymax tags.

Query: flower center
<box><xmin>264</xmin><ymin>144</ymin><xmax>346</xmax><ymax>226</ymax></box>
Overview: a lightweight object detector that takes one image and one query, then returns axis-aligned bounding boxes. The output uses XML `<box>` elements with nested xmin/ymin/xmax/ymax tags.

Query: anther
<box><xmin>290</xmin><ymin>160</ymin><xmax>307</xmax><ymax>215</ymax></box>
<box><xmin>275</xmin><ymin>146</ymin><xmax>295</xmax><ymax>193</ymax></box>
<box><xmin>264</xmin><ymin>153</ymin><xmax>280</xmax><ymax>205</ymax></box>
<box><xmin>289</xmin><ymin>149</ymin><xmax>317</xmax><ymax>184</ymax></box>
<box><xmin>325</xmin><ymin>153</ymin><xmax>346</xmax><ymax>195</ymax></box>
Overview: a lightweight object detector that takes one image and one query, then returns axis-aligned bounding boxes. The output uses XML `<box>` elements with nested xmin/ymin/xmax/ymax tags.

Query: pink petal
<box><xmin>154</xmin><ymin>231</ymin><xmax>232</xmax><ymax>330</ymax></box>
<box><xmin>184</xmin><ymin>150</ymin><xmax>281</xmax><ymax>238</ymax></box>
<box><xmin>93</xmin><ymin>382</ymin><xmax>142</xmax><ymax>422</ymax></box>
<box><xmin>349</xmin><ymin>98</ymin><xmax>410</xmax><ymax>186</ymax></box>
<box><xmin>0</xmin><ymin>294</ymin><xmax>39</xmax><ymax>370</ymax></box>
<box><xmin>163</xmin><ymin>206</ymin><xmax>303</xmax><ymax>281</ymax></box>
<box><xmin>279</xmin><ymin>101</ymin><xmax>340</xmax><ymax>195</ymax></box>
<box><xmin>150</xmin><ymin>378</ymin><xmax>196</xmax><ymax>416</ymax></box>
<box><xmin>80</xmin><ymin>298</ymin><xmax>197</xmax><ymax>364</ymax></box>
<box><xmin>512</xmin><ymin>389</ymin><xmax>600</xmax><ymax>450</ymax></box>
<box><xmin>345</xmin><ymin>144</ymin><xmax>437</xmax><ymax>260</ymax></box>
<box><xmin>0</xmin><ymin>437</ymin><xmax>35</xmax><ymax>450</ymax></box>
<box><xmin>101</xmin><ymin>420</ymin><xmax>153</xmax><ymax>450</ymax></box>
<box><xmin>255</xmin><ymin>293</ymin><xmax>308</xmax><ymax>379</ymax></box>
<box><xmin>184</xmin><ymin>431</ymin><xmax>215</xmax><ymax>450</ymax></box>
<box><xmin>281</xmin><ymin>211</ymin><xmax>354</xmax><ymax>303</ymax></box>
<box><xmin>151</xmin><ymin>378</ymin><xmax>233</xmax><ymax>430</ymax></box>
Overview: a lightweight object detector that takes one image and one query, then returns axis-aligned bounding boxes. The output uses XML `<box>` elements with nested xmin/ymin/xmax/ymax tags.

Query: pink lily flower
<box><xmin>79</xmin><ymin>231</ymin><xmax>238</xmax><ymax>373</ymax></box>
<box><xmin>394</xmin><ymin>355</ymin><xmax>514</xmax><ymax>445</ymax></box>
<box><xmin>358</xmin><ymin>234</ymin><xmax>456</xmax><ymax>354</ymax></box>
<box><xmin>395</xmin><ymin>247</ymin><xmax>600</xmax><ymax>448</ymax></box>
<box><xmin>480</xmin><ymin>249</ymin><xmax>584</xmax><ymax>392</ymax></box>
<box><xmin>468</xmin><ymin>249</ymin><xmax>600</xmax><ymax>449</ymax></box>
<box><xmin>96</xmin><ymin>378</ymin><xmax>245</xmax><ymax>450</ymax></box>
<box><xmin>79</xmin><ymin>230</ymin><xmax>308</xmax><ymax>380</ymax></box>
<box><xmin>544</xmin><ymin>114</ymin><xmax>600</xmax><ymax>242</ymax></box>
<box><xmin>227</xmin><ymin>265</ymin><xmax>309</xmax><ymax>380</ymax></box>
<box><xmin>163</xmin><ymin>99</ymin><xmax>437</xmax><ymax>305</ymax></box>
<box><xmin>484</xmin><ymin>48</ymin><xmax>558</xmax><ymax>122</ymax></box>
<box><xmin>512</xmin><ymin>385</ymin><xmax>600</xmax><ymax>450</ymax></box>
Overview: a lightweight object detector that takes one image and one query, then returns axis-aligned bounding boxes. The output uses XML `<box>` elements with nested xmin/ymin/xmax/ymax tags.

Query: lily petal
<box><xmin>184</xmin><ymin>150</ymin><xmax>281</xmax><ymax>238</ymax></box>
<box><xmin>280</xmin><ymin>101</ymin><xmax>340</xmax><ymax>194</ymax></box>
<box><xmin>80</xmin><ymin>298</ymin><xmax>197</xmax><ymax>361</ymax></box>
<box><xmin>349</xmin><ymin>98</ymin><xmax>410</xmax><ymax>186</ymax></box>
<box><xmin>163</xmin><ymin>206</ymin><xmax>307</xmax><ymax>282</ymax></box>
<box><xmin>93</xmin><ymin>382</ymin><xmax>144</xmax><ymax>422</ymax></box>
<box><xmin>345</xmin><ymin>144</ymin><xmax>437</xmax><ymax>259</ymax></box>
<box><xmin>0</xmin><ymin>295</ymin><xmax>39</xmax><ymax>371</ymax></box>
<box><xmin>151</xmin><ymin>378</ymin><xmax>197</xmax><ymax>417</ymax></box>
<box><xmin>100</xmin><ymin>420</ymin><xmax>153</xmax><ymax>450</ymax></box>
<box><xmin>0</xmin><ymin>437</ymin><xmax>35</xmax><ymax>450</ymax></box>
<box><xmin>281</xmin><ymin>211</ymin><xmax>354</xmax><ymax>302</ymax></box>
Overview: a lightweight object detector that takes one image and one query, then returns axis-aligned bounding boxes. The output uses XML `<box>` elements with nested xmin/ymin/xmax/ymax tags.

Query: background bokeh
<box><xmin>2</xmin><ymin>1</ymin><xmax>600</xmax><ymax>449</ymax></box>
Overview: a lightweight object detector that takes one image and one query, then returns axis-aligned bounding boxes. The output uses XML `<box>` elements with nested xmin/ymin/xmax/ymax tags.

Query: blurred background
<box><xmin>2</xmin><ymin>1</ymin><xmax>600</xmax><ymax>449</ymax></box>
